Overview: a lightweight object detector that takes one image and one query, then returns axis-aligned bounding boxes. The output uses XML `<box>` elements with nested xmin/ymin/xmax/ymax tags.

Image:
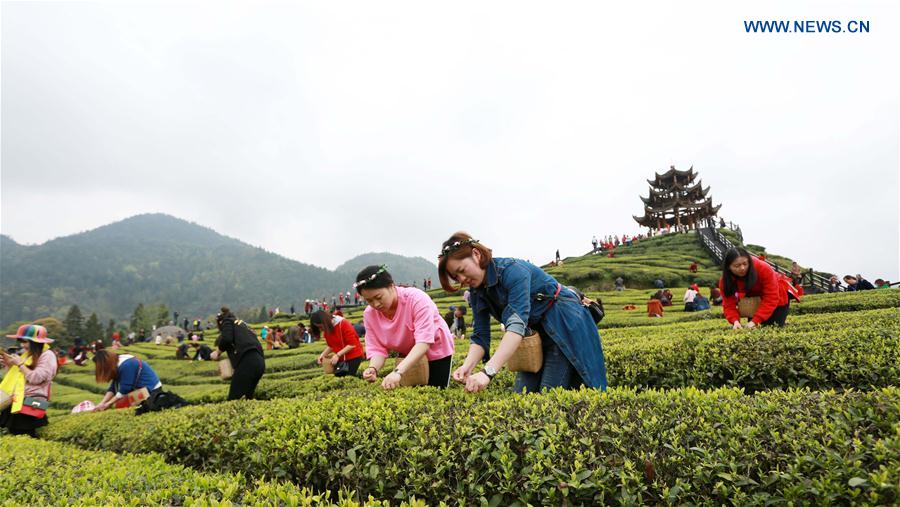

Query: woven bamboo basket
<box><xmin>737</xmin><ymin>296</ymin><xmax>761</xmax><ymax>318</ymax></box>
<box><xmin>399</xmin><ymin>355</ymin><xmax>430</xmax><ymax>386</ymax></box>
<box><xmin>218</xmin><ymin>359</ymin><xmax>234</xmax><ymax>380</ymax></box>
<box><xmin>507</xmin><ymin>331</ymin><xmax>543</xmax><ymax>373</ymax></box>
<box><xmin>322</xmin><ymin>354</ymin><xmax>335</xmax><ymax>374</ymax></box>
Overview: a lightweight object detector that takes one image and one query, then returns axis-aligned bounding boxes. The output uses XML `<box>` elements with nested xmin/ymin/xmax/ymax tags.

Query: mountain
<box><xmin>335</xmin><ymin>252</ymin><xmax>437</xmax><ymax>288</ymax></box>
<box><xmin>0</xmin><ymin>214</ymin><xmax>434</xmax><ymax>327</ymax></box>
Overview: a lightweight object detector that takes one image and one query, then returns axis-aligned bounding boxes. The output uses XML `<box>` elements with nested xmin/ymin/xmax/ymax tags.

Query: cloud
<box><xmin>2</xmin><ymin>1</ymin><xmax>897</xmax><ymax>278</ymax></box>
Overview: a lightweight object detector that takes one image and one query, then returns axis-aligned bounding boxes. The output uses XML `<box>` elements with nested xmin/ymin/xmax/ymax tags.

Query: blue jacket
<box><xmin>468</xmin><ymin>257</ymin><xmax>607</xmax><ymax>389</ymax></box>
<box><xmin>847</xmin><ymin>279</ymin><xmax>875</xmax><ymax>291</ymax></box>
<box><xmin>108</xmin><ymin>356</ymin><xmax>162</xmax><ymax>396</ymax></box>
<box><xmin>693</xmin><ymin>295</ymin><xmax>711</xmax><ymax>310</ymax></box>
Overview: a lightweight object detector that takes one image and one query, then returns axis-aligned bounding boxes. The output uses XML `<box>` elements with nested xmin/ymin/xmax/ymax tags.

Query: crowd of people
<box><xmin>2</xmin><ymin>228</ymin><xmax>895</xmax><ymax>438</ymax></box>
<box><xmin>590</xmin><ymin>233</ymin><xmax>650</xmax><ymax>253</ymax></box>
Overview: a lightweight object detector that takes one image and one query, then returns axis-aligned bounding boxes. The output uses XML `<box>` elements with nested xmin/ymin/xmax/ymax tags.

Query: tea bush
<box><xmin>43</xmin><ymin>387</ymin><xmax>899</xmax><ymax>505</ymax></box>
<box><xmin>0</xmin><ymin>436</ymin><xmax>427</xmax><ymax>506</ymax></box>
<box><xmin>603</xmin><ymin>308</ymin><xmax>900</xmax><ymax>391</ymax></box>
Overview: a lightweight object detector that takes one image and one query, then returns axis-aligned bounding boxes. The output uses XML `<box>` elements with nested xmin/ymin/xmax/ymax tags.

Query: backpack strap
<box><xmin>133</xmin><ymin>359</ymin><xmax>143</xmax><ymax>389</ymax></box>
<box><xmin>117</xmin><ymin>358</ymin><xmax>143</xmax><ymax>393</ymax></box>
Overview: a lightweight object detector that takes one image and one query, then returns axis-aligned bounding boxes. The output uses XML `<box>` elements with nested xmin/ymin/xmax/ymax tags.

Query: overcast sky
<box><xmin>2</xmin><ymin>1</ymin><xmax>898</xmax><ymax>280</ymax></box>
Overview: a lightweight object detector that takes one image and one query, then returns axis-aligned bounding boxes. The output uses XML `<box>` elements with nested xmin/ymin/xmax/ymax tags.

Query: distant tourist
<box><xmin>689</xmin><ymin>261</ymin><xmax>698</xmax><ymax>273</ymax></box>
<box><xmin>354</xmin><ymin>265</ymin><xmax>454</xmax><ymax>389</ymax></box>
<box><xmin>709</xmin><ymin>286</ymin><xmax>723</xmax><ymax>305</ymax></box>
<box><xmin>614</xmin><ymin>277</ymin><xmax>625</xmax><ymax>291</ymax></box>
<box><xmin>790</xmin><ymin>262</ymin><xmax>803</xmax><ymax>286</ymax></box>
<box><xmin>300</xmin><ymin>323</ymin><xmax>313</xmax><ymax>344</ymax></box>
<box><xmin>285</xmin><ymin>325</ymin><xmax>301</xmax><ymax>348</ymax></box>
<box><xmin>443</xmin><ymin>306</ymin><xmax>456</xmax><ymax>329</ymax></box>
<box><xmin>211</xmin><ymin>307</ymin><xmax>265</xmax><ymax>400</ymax></box>
<box><xmin>267</xmin><ymin>326</ymin><xmax>286</xmax><ymax>349</ymax></box>
<box><xmin>437</xmin><ymin>232</ymin><xmax>607</xmax><ymax>393</ymax></box>
<box><xmin>1</xmin><ymin>325</ymin><xmax>58</xmax><ymax>437</ymax></box>
<box><xmin>190</xmin><ymin>336</ymin><xmax>212</xmax><ymax>361</ymax></box>
<box><xmin>661</xmin><ymin>289</ymin><xmax>674</xmax><ymax>306</ymax></box>
<box><xmin>720</xmin><ymin>247</ymin><xmax>796</xmax><ymax>329</ymax></box>
<box><xmin>175</xmin><ymin>342</ymin><xmax>191</xmax><ymax>360</ymax></box>
<box><xmin>651</xmin><ymin>289</ymin><xmax>671</xmax><ymax>307</ymax></box>
<box><xmin>693</xmin><ymin>293</ymin><xmax>711</xmax><ymax>311</ymax></box>
<box><xmin>453</xmin><ymin>306</ymin><xmax>467</xmax><ymax>339</ymax></box>
<box><xmin>683</xmin><ymin>286</ymin><xmax>698</xmax><ymax>312</ymax></box>
<box><xmin>647</xmin><ymin>298</ymin><xmax>664</xmax><ymax>318</ymax></box>
<box><xmin>312</xmin><ymin>310</ymin><xmax>365</xmax><ymax>377</ymax></box>
<box><xmin>827</xmin><ymin>275</ymin><xmax>842</xmax><ymax>293</ymax></box>
<box><xmin>843</xmin><ymin>275</ymin><xmax>875</xmax><ymax>291</ymax></box>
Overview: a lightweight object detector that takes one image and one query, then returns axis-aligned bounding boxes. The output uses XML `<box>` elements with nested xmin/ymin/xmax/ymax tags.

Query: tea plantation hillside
<box><xmin>6</xmin><ymin>288</ymin><xmax>897</xmax><ymax>505</ymax></box>
<box><xmin>545</xmin><ymin>229</ymin><xmax>819</xmax><ymax>291</ymax></box>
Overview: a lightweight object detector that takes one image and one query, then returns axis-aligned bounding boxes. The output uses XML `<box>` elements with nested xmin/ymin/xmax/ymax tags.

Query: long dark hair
<box><xmin>310</xmin><ymin>311</ymin><xmax>334</xmax><ymax>334</ymax></box>
<box><xmin>721</xmin><ymin>247</ymin><xmax>757</xmax><ymax>297</ymax></box>
<box><xmin>23</xmin><ymin>340</ymin><xmax>44</xmax><ymax>359</ymax></box>
<box><xmin>93</xmin><ymin>349</ymin><xmax>119</xmax><ymax>383</ymax></box>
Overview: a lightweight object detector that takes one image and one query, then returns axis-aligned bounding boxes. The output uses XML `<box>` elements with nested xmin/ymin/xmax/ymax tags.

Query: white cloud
<box><xmin>2</xmin><ymin>0</ymin><xmax>897</xmax><ymax>278</ymax></box>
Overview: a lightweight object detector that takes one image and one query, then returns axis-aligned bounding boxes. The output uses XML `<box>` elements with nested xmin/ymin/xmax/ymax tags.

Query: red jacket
<box><xmin>719</xmin><ymin>257</ymin><xmax>793</xmax><ymax>324</ymax></box>
<box><xmin>323</xmin><ymin>317</ymin><xmax>365</xmax><ymax>361</ymax></box>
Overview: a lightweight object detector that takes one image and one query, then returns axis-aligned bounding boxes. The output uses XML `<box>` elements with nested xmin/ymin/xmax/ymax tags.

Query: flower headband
<box><xmin>353</xmin><ymin>265</ymin><xmax>387</xmax><ymax>288</ymax></box>
<box><xmin>438</xmin><ymin>239</ymin><xmax>479</xmax><ymax>259</ymax></box>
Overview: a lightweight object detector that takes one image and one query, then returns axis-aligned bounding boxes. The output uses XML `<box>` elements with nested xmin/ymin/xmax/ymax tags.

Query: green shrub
<box><xmin>790</xmin><ymin>289</ymin><xmax>900</xmax><ymax>315</ymax></box>
<box><xmin>0</xmin><ymin>436</ymin><xmax>426</xmax><ymax>506</ymax></box>
<box><xmin>43</xmin><ymin>387</ymin><xmax>900</xmax><ymax>505</ymax></box>
<box><xmin>603</xmin><ymin>308</ymin><xmax>900</xmax><ymax>392</ymax></box>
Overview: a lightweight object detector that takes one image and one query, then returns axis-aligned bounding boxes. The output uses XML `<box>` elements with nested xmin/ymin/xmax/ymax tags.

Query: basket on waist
<box><xmin>218</xmin><ymin>359</ymin><xmax>234</xmax><ymax>380</ymax></box>
<box><xmin>507</xmin><ymin>331</ymin><xmax>542</xmax><ymax>373</ymax></box>
<box><xmin>322</xmin><ymin>354</ymin><xmax>335</xmax><ymax>374</ymax></box>
<box><xmin>738</xmin><ymin>296</ymin><xmax>761</xmax><ymax>318</ymax></box>
<box><xmin>399</xmin><ymin>354</ymin><xmax>430</xmax><ymax>386</ymax></box>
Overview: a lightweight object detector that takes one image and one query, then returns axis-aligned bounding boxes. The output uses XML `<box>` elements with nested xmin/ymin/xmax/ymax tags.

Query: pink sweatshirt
<box><xmin>23</xmin><ymin>350</ymin><xmax>58</xmax><ymax>399</ymax></box>
<box><xmin>363</xmin><ymin>286</ymin><xmax>455</xmax><ymax>361</ymax></box>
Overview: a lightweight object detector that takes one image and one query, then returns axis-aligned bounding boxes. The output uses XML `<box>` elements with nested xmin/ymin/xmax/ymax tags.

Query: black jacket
<box><xmin>215</xmin><ymin>317</ymin><xmax>263</xmax><ymax>367</ymax></box>
<box><xmin>847</xmin><ymin>279</ymin><xmax>875</xmax><ymax>291</ymax></box>
<box><xmin>193</xmin><ymin>344</ymin><xmax>213</xmax><ymax>361</ymax></box>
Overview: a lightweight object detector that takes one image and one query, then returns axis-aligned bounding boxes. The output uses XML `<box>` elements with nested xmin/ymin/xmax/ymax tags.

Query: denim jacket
<box><xmin>469</xmin><ymin>257</ymin><xmax>608</xmax><ymax>389</ymax></box>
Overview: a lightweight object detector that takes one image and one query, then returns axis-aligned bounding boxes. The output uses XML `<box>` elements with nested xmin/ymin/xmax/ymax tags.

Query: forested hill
<box><xmin>0</xmin><ymin>214</ymin><xmax>436</xmax><ymax>327</ymax></box>
<box><xmin>335</xmin><ymin>252</ymin><xmax>437</xmax><ymax>287</ymax></box>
